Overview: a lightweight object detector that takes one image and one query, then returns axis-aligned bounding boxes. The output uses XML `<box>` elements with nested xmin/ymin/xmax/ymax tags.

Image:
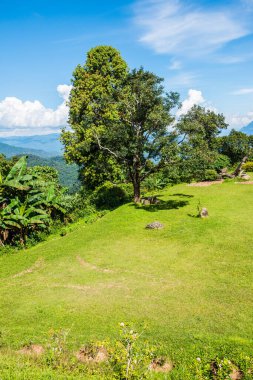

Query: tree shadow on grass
<box><xmin>187</xmin><ymin>213</ymin><xmax>199</xmax><ymax>218</ymax></box>
<box><xmin>131</xmin><ymin>199</ymin><xmax>189</xmax><ymax>212</ymax></box>
<box><xmin>170</xmin><ymin>193</ymin><xmax>194</xmax><ymax>198</ymax></box>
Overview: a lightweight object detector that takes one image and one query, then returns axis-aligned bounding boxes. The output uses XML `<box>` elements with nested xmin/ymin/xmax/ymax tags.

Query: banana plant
<box><xmin>31</xmin><ymin>185</ymin><xmax>66</xmax><ymax>217</ymax></box>
<box><xmin>11</xmin><ymin>198</ymin><xmax>50</xmax><ymax>245</ymax></box>
<box><xmin>0</xmin><ymin>156</ymin><xmax>65</xmax><ymax>246</ymax></box>
<box><xmin>0</xmin><ymin>199</ymin><xmax>21</xmax><ymax>245</ymax></box>
<box><xmin>1</xmin><ymin>156</ymin><xmax>30</xmax><ymax>191</ymax></box>
<box><xmin>0</xmin><ymin>197</ymin><xmax>50</xmax><ymax>246</ymax></box>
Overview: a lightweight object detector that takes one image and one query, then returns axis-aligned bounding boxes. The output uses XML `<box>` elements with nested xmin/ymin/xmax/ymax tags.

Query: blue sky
<box><xmin>0</xmin><ymin>0</ymin><xmax>253</xmax><ymax>136</ymax></box>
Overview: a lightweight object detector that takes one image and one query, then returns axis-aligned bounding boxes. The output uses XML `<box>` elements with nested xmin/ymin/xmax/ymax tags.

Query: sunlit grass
<box><xmin>1</xmin><ymin>179</ymin><xmax>253</xmax><ymax>378</ymax></box>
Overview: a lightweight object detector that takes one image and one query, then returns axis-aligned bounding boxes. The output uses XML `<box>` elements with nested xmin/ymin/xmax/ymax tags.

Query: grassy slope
<box><xmin>1</xmin><ymin>180</ymin><xmax>253</xmax><ymax>377</ymax></box>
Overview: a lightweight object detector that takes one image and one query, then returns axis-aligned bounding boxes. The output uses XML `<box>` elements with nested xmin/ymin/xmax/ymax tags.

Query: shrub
<box><xmin>204</xmin><ymin>169</ymin><xmax>219</xmax><ymax>181</ymax></box>
<box><xmin>242</xmin><ymin>161</ymin><xmax>253</xmax><ymax>172</ymax></box>
<box><xmin>213</xmin><ymin>154</ymin><xmax>231</xmax><ymax>171</ymax></box>
<box><xmin>91</xmin><ymin>181</ymin><xmax>132</xmax><ymax>209</ymax></box>
<box><xmin>60</xmin><ymin>192</ymin><xmax>96</xmax><ymax>221</ymax></box>
<box><xmin>118</xmin><ymin>182</ymin><xmax>133</xmax><ymax>201</ymax></box>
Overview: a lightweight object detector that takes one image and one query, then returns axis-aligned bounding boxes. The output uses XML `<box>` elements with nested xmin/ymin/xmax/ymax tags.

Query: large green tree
<box><xmin>61</xmin><ymin>46</ymin><xmax>179</xmax><ymax>202</ymax></box>
<box><xmin>61</xmin><ymin>45</ymin><xmax>128</xmax><ymax>190</ymax></box>
<box><xmin>112</xmin><ymin>68</ymin><xmax>179</xmax><ymax>201</ymax></box>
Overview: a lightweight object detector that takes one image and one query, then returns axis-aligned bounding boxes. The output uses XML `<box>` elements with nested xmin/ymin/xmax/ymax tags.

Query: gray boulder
<box><xmin>145</xmin><ymin>221</ymin><xmax>164</xmax><ymax>229</ymax></box>
<box><xmin>200</xmin><ymin>208</ymin><xmax>208</xmax><ymax>218</ymax></box>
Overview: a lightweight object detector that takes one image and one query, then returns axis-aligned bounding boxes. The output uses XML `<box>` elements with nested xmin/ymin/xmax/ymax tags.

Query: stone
<box><xmin>200</xmin><ymin>208</ymin><xmax>208</xmax><ymax>218</ymax></box>
<box><xmin>142</xmin><ymin>199</ymin><xmax>151</xmax><ymax>205</ymax></box>
<box><xmin>145</xmin><ymin>221</ymin><xmax>164</xmax><ymax>229</ymax></box>
<box><xmin>141</xmin><ymin>196</ymin><xmax>160</xmax><ymax>205</ymax></box>
<box><xmin>241</xmin><ymin>174</ymin><xmax>250</xmax><ymax>180</ymax></box>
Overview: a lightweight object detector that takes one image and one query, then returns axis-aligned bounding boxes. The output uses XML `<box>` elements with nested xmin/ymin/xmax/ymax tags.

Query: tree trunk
<box><xmin>233</xmin><ymin>156</ymin><xmax>248</xmax><ymax>177</ymax></box>
<box><xmin>129</xmin><ymin>155</ymin><xmax>141</xmax><ymax>203</ymax></box>
<box><xmin>133</xmin><ymin>181</ymin><xmax>141</xmax><ymax>203</ymax></box>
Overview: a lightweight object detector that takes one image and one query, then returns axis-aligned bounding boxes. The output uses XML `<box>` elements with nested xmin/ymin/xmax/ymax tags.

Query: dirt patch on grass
<box><xmin>188</xmin><ymin>180</ymin><xmax>224</xmax><ymax>187</ymax></box>
<box><xmin>51</xmin><ymin>282</ymin><xmax>126</xmax><ymax>292</ymax></box>
<box><xmin>13</xmin><ymin>258</ymin><xmax>44</xmax><ymax>278</ymax></box>
<box><xmin>77</xmin><ymin>255</ymin><xmax>113</xmax><ymax>273</ymax></box>
<box><xmin>76</xmin><ymin>345</ymin><xmax>108</xmax><ymax>363</ymax></box>
<box><xmin>18</xmin><ymin>344</ymin><xmax>44</xmax><ymax>356</ymax></box>
<box><xmin>235</xmin><ymin>181</ymin><xmax>253</xmax><ymax>185</ymax></box>
<box><xmin>149</xmin><ymin>357</ymin><xmax>173</xmax><ymax>373</ymax></box>
<box><xmin>57</xmin><ymin>284</ymin><xmax>92</xmax><ymax>291</ymax></box>
<box><xmin>230</xmin><ymin>368</ymin><xmax>243</xmax><ymax>380</ymax></box>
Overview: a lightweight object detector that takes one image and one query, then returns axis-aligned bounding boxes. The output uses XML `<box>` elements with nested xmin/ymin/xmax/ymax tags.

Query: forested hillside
<box><xmin>26</xmin><ymin>155</ymin><xmax>80</xmax><ymax>191</ymax></box>
<box><xmin>0</xmin><ymin>141</ymin><xmax>50</xmax><ymax>158</ymax></box>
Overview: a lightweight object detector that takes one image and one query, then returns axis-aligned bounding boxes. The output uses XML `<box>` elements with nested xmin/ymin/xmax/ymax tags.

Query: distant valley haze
<box><xmin>0</xmin><ymin>133</ymin><xmax>62</xmax><ymax>157</ymax></box>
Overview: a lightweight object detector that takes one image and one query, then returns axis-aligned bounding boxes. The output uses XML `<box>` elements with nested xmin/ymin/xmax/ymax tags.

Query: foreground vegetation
<box><xmin>1</xmin><ymin>179</ymin><xmax>253</xmax><ymax>378</ymax></box>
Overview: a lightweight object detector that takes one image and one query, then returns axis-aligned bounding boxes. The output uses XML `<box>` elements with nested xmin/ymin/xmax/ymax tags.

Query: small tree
<box><xmin>174</xmin><ymin>105</ymin><xmax>228</xmax><ymax>181</ymax></box>
<box><xmin>219</xmin><ymin>129</ymin><xmax>251</xmax><ymax>164</ymax></box>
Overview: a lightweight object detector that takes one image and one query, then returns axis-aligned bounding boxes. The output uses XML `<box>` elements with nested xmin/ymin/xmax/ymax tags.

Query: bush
<box><xmin>59</xmin><ymin>192</ymin><xmax>96</xmax><ymax>221</ymax></box>
<box><xmin>91</xmin><ymin>181</ymin><xmax>132</xmax><ymax>209</ymax></box>
<box><xmin>117</xmin><ymin>182</ymin><xmax>133</xmax><ymax>201</ymax></box>
<box><xmin>242</xmin><ymin>161</ymin><xmax>253</xmax><ymax>172</ymax></box>
<box><xmin>204</xmin><ymin>169</ymin><xmax>219</xmax><ymax>181</ymax></box>
<box><xmin>213</xmin><ymin>154</ymin><xmax>230</xmax><ymax>171</ymax></box>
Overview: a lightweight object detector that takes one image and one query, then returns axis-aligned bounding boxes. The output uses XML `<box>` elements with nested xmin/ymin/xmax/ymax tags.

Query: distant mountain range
<box><xmin>241</xmin><ymin>121</ymin><xmax>253</xmax><ymax>135</ymax></box>
<box><xmin>0</xmin><ymin>141</ymin><xmax>52</xmax><ymax>158</ymax></box>
<box><xmin>1</xmin><ymin>122</ymin><xmax>253</xmax><ymax>161</ymax></box>
<box><xmin>0</xmin><ymin>134</ymin><xmax>62</xmax><ymax>157</ymax></box>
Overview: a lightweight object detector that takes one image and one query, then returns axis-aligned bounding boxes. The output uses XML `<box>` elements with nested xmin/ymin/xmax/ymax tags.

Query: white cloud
<box><xmin>56</xmin><ymin>84</ymin><xmax>72</xmax><ymax>101</ymax></box>
<box><xmin>134</xmin><ymin>0</ymin><xmax>249</xmax><ymax>56</ymax></box>
<box><xmin>176</xmin><ymin>89</ymin><xmax>205</xmax><ymax>116</ymax></box>
<box><xmin>0</xmin><ymin>85</ymin><xmax>72</xmax><ymax>137</ymax></box>
<box><xmin>232</xmin><ymin>88</ymin><xmax>253</xmax><ymax>95</ymax></box>
<box><xmin>227</xmin><ymin>112</ymin><xmax>253</xmax><ymax>129</ymax></box>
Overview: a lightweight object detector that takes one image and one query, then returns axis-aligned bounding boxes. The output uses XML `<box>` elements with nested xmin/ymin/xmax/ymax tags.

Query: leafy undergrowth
<box><xmin>1</xmin><ymin>180</ymin><xmax>253</xmax><ymax>378</ymax></box>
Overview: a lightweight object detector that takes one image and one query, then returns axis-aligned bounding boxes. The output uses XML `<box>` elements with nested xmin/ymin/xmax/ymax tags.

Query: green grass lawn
<box><xmin>1</xmin><ymin>179</ymin><xmax>253</xmax><ymax>378</ymax></box>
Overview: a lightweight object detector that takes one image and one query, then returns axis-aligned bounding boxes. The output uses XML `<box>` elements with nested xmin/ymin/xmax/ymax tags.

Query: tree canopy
<box><xmin>219</xmin><ymin>129</ymin><xmax>253</xmax><ymax>164</ymax></box>
<box><xmin>61</xmin><ymin>46</ymin><xmax>180</xmax><ymax>201</ymax></box>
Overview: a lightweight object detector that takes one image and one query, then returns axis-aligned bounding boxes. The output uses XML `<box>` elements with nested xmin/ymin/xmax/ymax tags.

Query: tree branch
<box><xmin>94</xmin><ymin>131</ymin><xmax>119</xmax><ymax>159</ymax></box>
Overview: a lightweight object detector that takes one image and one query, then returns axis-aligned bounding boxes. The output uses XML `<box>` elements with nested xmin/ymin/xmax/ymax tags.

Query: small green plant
<box><xmin>45</xmin><ymin>329</ymin><xmax>71</xmax><ymax>370</ymax></box>
<box><xmin>108</xmin><ymin>322</ymin><xmax>155</xmax><ymax>379</ymax></box>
